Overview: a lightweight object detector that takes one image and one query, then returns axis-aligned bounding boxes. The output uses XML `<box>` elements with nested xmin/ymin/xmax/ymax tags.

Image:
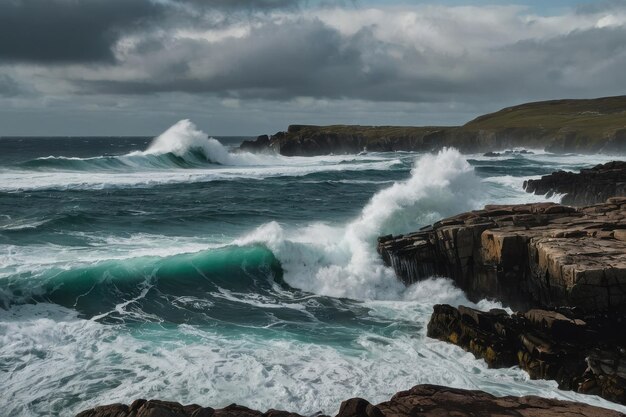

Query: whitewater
<box><xmin>1</xmin><ymin>120</ymin><xmax>624</xmax><ymax>416</ymax></box>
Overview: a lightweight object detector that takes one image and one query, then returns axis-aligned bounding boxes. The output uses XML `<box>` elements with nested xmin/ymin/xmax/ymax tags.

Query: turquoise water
<box><xmin>1</xmin><ymin>120</ymin><xmax>624</xmax><ymax>416</ymax></box>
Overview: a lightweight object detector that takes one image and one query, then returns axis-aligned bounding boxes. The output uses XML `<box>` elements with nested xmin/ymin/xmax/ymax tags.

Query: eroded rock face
<box><xmin>377</xmin><ymin>198</ymin><xmax>626</xmax><ymax>313</ymax></box>
<box><xmin>427</xmin><ymin>304</ymin><xmax>626</xmax><ymax>405</ymax></box>
<box><xmin>524</xmin><ymin>161</ymin><xmax>626</xmax><ymax>206</ymax></box>
<box><xmin>75</xmin><ymin>385</ymin><xmax>625</xmax><ymax>417</ymax></box>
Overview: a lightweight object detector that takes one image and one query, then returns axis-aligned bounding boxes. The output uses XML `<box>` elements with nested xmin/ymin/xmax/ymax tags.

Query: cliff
<box><xmin>76</xmin><ymin>385</ymin><xmax>624</xmax><ymax>417</ymax></box>
<box><xmin>377</xmin><ymin>198</ymin><xmax>626</xmax><ymax>313</ymax></box>
<box><xmin>240</xmin><ymin>96</ymin><xmax>626</xmax><ymax>155</ymax></box>
<box><xmin>524</xmin><ymin>161</ymin><xmax>626</xmax><ymax>206</ymax></box>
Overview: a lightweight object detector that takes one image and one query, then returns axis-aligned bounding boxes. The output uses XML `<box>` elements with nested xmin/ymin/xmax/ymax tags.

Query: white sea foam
<box><xmin>0</xmin><ymin>119</ymin><xmax>404</xmax><ymax>191</ymax></box>
<box><xmin>137</xmin><ymin>119</ymin><xmax>273</xmax><ymax>166</ymax></box>
<box><xmin>2</xmin><ymin>297</ymin><xmax>625</xmax><ymax>417</ymax></box>
<box><xmin>236</xmin><ymin>148</ymin><xmax>484</xmax><ymax>300</ymax></box>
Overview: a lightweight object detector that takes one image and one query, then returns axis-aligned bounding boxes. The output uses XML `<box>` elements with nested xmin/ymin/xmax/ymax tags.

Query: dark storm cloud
<box><xmin>0</xmin><ymin>0</ymin><xmax>165</xmax><ymax>63</ymax></box>
<box><xmin>0</xmin><ymin>0</ymin><xmax>307</xmax><ymax>64</ymax></box>
<box><xmin>73</xmin><ymin>16</ymin><xmax>626</xmax><ymax>104</ymax></box>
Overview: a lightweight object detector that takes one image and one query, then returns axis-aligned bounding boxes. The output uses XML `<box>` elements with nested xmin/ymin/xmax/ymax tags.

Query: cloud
<box><xmin>50</xmin><ymin>5</ymin><xmax>625</xmax><ymax>104</ymax></box>
<box><xmin>0</xmin><ymin>0</ymin><xmax>166</xmax><ymax>63</ymax></box>
<box><xmin>0</xmin><ymin>0</ymin><xmax>308</xmax><ymax>64</ymax></box>
<box><xmin>1</xmin><ymin>1</ymin><xmax>625</xmax><ymax>134</ymax></box>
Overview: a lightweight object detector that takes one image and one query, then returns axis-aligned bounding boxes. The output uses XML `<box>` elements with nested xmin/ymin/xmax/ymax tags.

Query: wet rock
<box><xmin>377</xmin><ymin>198</ymin><xmax>626</xmax><ymax>313</ymax></box>
<box><xmin>427</xmin><ymin>304</ymin><xmax>626</xmax><ymax>405</ymax></box>
<box><xmin>377</xmin><ymin>384</ymin><xmax>625</xmax><ymax>417</ymax></box>
<box><xmin>76</xmin><ymin>385</ymin><xmax>625</xmax><ymax>417</ymax></box>
<box><xmin>524</xmin><ymin>161</ymin><xmax>626</xmax><ymax>206</ymax></box>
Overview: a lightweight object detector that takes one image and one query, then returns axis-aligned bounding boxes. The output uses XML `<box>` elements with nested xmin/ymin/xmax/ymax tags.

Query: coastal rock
<box><xmin>377</xmin><ymin>198</ymin><xmax>626</xmax><ymax>312</ymax></box>
<box><xmin>75</xmin><ymin>385</ymin><xmax>625</xmax><ymax>417</ymax></box>
<box><xmin>426</xmin><ymin>304</ymin><xmax>626</xmax><ymax>405</ymax></box>
<box><xmin>239</xmin><ymin>96</ymin><xmax>626</xmax><ymax>156</ymax></box>
<box><xmin>76</xmin><ymin>401</ymin><xmax>270</xmax><ymax>417</ymax></box>
<box><xmin>524</xmin><ymin>161</ymin><xmax>626</xmax><ymax>206</ymax></box>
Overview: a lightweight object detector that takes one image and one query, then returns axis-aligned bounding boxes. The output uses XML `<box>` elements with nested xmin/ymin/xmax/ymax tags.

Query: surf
<box><xmin>16</xmin><ymin>120</ymin><xmax>276</xmax><ymax>172</ymax></box>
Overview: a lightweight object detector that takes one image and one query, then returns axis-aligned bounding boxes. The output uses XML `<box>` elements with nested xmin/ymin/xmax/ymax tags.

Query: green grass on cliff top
<box><xmin>464</xmin><ymin>96</ymin><xmax>626</xmax><ymax>134</ymax></box>
<box><xmin>287</xmin><ymin>96</ymin><xmax>626</xmax><ymax>136</ymax></box>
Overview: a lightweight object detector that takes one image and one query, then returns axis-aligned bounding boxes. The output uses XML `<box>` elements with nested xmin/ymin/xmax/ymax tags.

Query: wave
<box><xmin>16</xmin><ymin>120</ymin><xmax>276</xmax><ymax>172</ymax></box>
<box><xmin>0</xmin><ymin>244</ymin><xmax>289</xmax><ymax>323</ymax></box>
<box><xmin>236</xmin><ymin>148</ymin><xmax>484</xmax><ymax>300</ymax></box>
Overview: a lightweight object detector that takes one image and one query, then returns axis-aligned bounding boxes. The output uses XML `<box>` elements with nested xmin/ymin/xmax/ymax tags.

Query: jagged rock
<box><xmin>375</xmin><ymin>385</ymin><xmax>625</xmax><ymax>417</ymax></box>
<box><xmin>76</xmin><ymin>401</ymin><xmax>279</xmax><ymax>417</ymax></box>
<box><xmin>427</xmin><ymin>304</ymin><xmax>626</xmax><ymax>405</ymax></box>
<box><xmin>76</xmin><ymin>385</ymin><xmax>625</xmax><ymax>417</ymax></box>
<box><xmin>524</xmin><ymin>161</ymin><xmax>626</xmax><ymax>206</ymax></box>
<box><xmin>377</xmin><ymin>198</ymin><xmax>626</xmax><ymax>313</ymax></box>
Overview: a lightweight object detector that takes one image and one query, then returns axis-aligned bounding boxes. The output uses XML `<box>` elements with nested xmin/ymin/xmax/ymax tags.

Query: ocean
<box><xmin>1</xmin><ymin>120</ymin><xmax>624</xmax><ymax>416</ymax></box>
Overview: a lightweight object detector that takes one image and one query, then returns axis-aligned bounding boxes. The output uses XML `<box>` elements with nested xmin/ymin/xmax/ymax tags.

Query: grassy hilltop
<box><xmin>241</xmin><ymin>96</ymin><xmax>626</xmax><ymax>155</ymax></box>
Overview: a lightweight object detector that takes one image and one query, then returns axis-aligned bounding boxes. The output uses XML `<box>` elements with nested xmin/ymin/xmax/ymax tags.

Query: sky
<box><xmin>0</xmin><ymin>0</ymin><xmax>625</xmax><ymax>136</ymax></box>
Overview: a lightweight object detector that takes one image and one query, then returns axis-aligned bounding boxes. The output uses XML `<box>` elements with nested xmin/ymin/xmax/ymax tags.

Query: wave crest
<box><xmin>19</xmin><ymin>119</ymin><xmax>274</xmax><ymax>172</ymax></box>
<box><xmin>237</xmin><ymin>148</ymin><xmax>483</xmax><ymax>300</ymax></box>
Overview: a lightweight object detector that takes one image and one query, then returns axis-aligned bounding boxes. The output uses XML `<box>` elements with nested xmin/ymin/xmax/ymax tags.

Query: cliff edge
<box><xmin>240</xmin><ymin>96</ymin><xmax>626</xmax><ymax>155</ymax></box>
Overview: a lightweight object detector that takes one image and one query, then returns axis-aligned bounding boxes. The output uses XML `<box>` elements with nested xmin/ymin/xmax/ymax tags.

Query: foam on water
<box><xmin>236</xmin><ymin>149</ymin><xmax>483</xmax><ymax>300</ymax></box>
<box><xmin>3</xmin><ymin>289</ymin><xmax>625</xmax><ymax>417</ymax></box>
<box><xmin>0</xmin><ymin>119</ymin><xmax>405</xmax><ymax>191</ymax></box>
<box><xmin>3</xmin><ymin>136</ymin><xmax>625</xmax><ymax>417</ymax></box>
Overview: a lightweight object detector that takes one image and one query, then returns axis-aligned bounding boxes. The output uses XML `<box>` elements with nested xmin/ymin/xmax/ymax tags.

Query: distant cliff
<box><xmin>240</xmin><ymin>96</ymin><xmax>626</xmax><ymax>155</ymax></box>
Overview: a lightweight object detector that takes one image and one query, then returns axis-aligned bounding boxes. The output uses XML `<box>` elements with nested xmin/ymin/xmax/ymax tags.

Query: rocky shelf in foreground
<box><xmin>428</xmin><ymin>305</ymin><xmax>626</xmax><ymax>404</ymax></box>
<box><xmin>76</xmin><ymin>385</ymin><xmax>625</xmax><ymax>417</ymax></box>
<box><xmin>524</xmin><ymin>161</ymin><xmax>626</xmax><ymax>206</ymax></box>
<box><xmin>377</xmin><ymin>198</ymin><xmax>626</xmax><ymax>313</ymax></box>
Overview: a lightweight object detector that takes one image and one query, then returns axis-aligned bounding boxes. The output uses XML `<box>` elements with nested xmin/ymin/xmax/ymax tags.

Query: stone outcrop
<box><xmin>524</xmin><ymin>161</ymin><xmax>626</xmax><ymax>206</ymax></box>
<box><xmin>75</xmin><ymin>385</ymin><xmax>625</xmax><ymax>417</ymax></box>
<box><xmin>377</xmin><ymin>198</ymin><xmax>626</xmax><ymax>313</ymax></box>
<box><xmin>239</xmin><ymin>96</ymin><xmax>626</xmax><ymax>156</ymax></box>
<box><xmin>76</xmin><ymin>400</ymin><xmax>303</xmax><ymax>417</ymax></box>
<box><xmin>427</xmin><ymin>304</ymin><xmax>626</xmax><ymax>405</ymax></box>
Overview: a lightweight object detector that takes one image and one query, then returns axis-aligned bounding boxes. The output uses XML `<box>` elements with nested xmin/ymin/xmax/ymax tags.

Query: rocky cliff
<box><xmin>76</xmin><ymin>385</ymin><xmax>624</xmax><ymax>417</ymax></box>
<box><xmin>240</xmin><ymin>96</ymin><xmax>626</xmax><ymax>155</ymax></box>
<box><xmin>427</xmin><ymin>305</ymin><xmax>626</xmax><ymax>405</ymax></box>
<box><xmin>377</xmin><ymin>198</ymin><xmax>626</xmax><ymax>313</ymax></box>
<box><xmin>524</xmin><ymin>161</ymin><xmax>626</xmax><ymax>206</ymax></box>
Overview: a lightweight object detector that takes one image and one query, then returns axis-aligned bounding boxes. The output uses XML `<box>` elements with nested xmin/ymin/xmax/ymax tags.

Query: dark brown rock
<box><xmin>377</xmin><ymin>198</ymin><xmax>626</xmax><ymax>313</ymax></box>
<box><xmin>524</xmin><ymin>161</ymin><xmax>626</xmax><ymax>206</ymax></box>
<box><xmin>76</xmin><ymin>385</ymin><xmax>625</xmax><ymax>417</ymax></box>
<box><xmin>376</xmin><ymin>385</ymin><xmax>625</xmax><ymax>417</ymax></box>
<box><xmin>427</xmin><ymin>304</ymin><xmax>626</xmax><ymax>405</ymax></box>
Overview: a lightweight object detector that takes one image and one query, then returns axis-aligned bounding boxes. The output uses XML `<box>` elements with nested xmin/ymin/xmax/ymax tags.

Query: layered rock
<box><xmin>427</xmin><ymin>304</ymin><xmax>626</xmax><ymax>405</ymax></box>
<box><xmin>377</xmin><ymin>198</ymin><xmax>626</xmax><ymax>313</ymax></box>
<box><xmin>524</xmin><ymin>161</ymin><xmax>626</xmax><ymax>206</ymax></box>
<box><xmin>75</xmin><ymin>385</ymin><xmax>625</xmax><ymax>417</ymax></box>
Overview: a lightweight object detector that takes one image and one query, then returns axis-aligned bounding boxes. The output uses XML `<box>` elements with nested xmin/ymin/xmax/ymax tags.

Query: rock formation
<box><xmin>427</xmin><ymin>305</ymin><xmax>626</xmax><ymax>404</ymax></box>
<box><xmin>75</xmin><ymin>385</ymin><xmax>625</xmax><ymax>417</ymax></box>
<box><xmin>377</xmin><ymin>198</ymin><xmax>626</xmax><ymax>313</ymax></box>
<box><xmin>240</xmin><ymin>96</ymin><xmax>626</xmax><ymax>156</ymax></box>
<box><xmin>524</xmin><ymin>161</ymin><xmax>626</xmax><ymax>206</ymax></box>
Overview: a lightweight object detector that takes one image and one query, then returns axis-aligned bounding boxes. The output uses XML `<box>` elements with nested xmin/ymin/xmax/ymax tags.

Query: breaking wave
<box><xmin>17</xmin><ymin>120</ymin><xmax>275</xmax><ymax>172</ymax></box>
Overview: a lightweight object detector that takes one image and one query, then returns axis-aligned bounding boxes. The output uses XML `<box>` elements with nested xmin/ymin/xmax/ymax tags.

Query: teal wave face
<box><xmin>16</xmin><ymin>149</ymin><xmax>215</xmax><ymax>172</ymax></box>
<box><xmin>1</xmin><ymin>245</ymin><xmax>287</xmax><ymax>323</ymax></box>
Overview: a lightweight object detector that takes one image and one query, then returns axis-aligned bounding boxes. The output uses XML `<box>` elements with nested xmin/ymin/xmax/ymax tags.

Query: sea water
<box><xmin>1</xmin><ymin>120</ymin><xmax>624</xmax><ymax>416</ymax></box>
